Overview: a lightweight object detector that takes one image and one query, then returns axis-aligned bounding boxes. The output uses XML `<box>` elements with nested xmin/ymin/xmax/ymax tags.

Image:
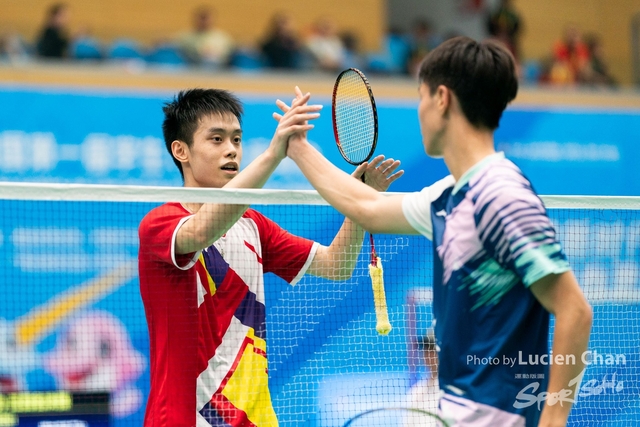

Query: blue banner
<box><xmin>0</xmin><ymin>86</ymin><xmax>639</xmax><ymax>195</ymax></box>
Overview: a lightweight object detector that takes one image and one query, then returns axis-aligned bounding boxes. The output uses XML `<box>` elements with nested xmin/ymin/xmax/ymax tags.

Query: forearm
<box><xmin>539</xmin><ymin>305</ymin><xmax>592</xmax><ymax>426</ymax></box>
<box><xmin>309</xmin><ymin>217</ymin><xmax>365</xmax><ymax>280</ymax></box>
<box><xmin>288</xmin><ymin>139</ymin><xmax>382</xmax><ymax>228</ymax></box>
<box><xmin>225</xmin><ymin>147</ymin><xmax>282</xmax><ymax>190</ymax></box>
<box><xmin>181</xmin><ymin>203</ymin><xmax>248</xmax><ymax>252</ymax></box>
<box><xmin>177</xmin><ymin>149</ymin><xmax>283</xmax><ymax>253</ymax></box>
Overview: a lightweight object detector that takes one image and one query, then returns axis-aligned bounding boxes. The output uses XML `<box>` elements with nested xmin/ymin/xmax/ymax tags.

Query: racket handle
<box><xmin>369</xmin><ymin>256</ymin><xmax>392</xmax><ymax>335</ymax></box>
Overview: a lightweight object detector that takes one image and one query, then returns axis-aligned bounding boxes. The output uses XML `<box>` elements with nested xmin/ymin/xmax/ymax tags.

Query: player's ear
<box><xmin>171</xmin><ymin>140</ymin><xmax>189</xmax><ymax>164</ymax></box>
<box><xmin>435</xmin><ymin>85</ymin><xmax>450</xmax><ymax>117</ymax></box>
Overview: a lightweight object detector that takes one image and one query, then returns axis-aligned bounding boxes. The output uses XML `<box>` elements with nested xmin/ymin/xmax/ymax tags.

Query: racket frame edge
<box><xmin>331</xmin><ymin>67</ymin><xmax>379</xmax><ymax>166</ymax></box>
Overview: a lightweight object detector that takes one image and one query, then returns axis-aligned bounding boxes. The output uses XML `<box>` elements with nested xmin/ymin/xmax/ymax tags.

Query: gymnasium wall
<box><xmin>515</xmin><ymin>0</ymin><xmax>640</xmax><ymax>86</ymax></box>
<box><xmin>5</xmin><ymin>0</ymin><xmax>639</xmax><ymax>84</ymax></box>
<box><xmin>0</xmin><ymin>0</ymin><xmax>385</xmax><ymax>51</ymax></box>
<box><xmin>387</xmin><ymin>0</ymin><xmax>640</xmax><ymax>85</ymax></box>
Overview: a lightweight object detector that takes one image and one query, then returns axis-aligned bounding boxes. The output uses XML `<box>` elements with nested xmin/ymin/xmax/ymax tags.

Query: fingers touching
<box><xmin>358</xmin><ymin>155</ymin><xmax>404</xmax><ymax>192</ymax></box>
<box><xmin>272</xmin><ymin>88</ymin><xmax>322</xmax><ymax>128</ymax></box>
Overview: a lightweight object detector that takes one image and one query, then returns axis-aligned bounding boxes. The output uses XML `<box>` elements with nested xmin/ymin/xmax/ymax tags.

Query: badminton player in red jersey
<box><xmin>138</xmin><ymin>88</ymin><xmax>403</xmax><ymax>426</ymax></box>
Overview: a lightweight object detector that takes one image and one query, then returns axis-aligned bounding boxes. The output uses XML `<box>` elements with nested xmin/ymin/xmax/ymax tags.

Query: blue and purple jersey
<box><xmin>402</xmin><ymin>152</ymin><xmax>570</xmax><ymax>426</ymax></box>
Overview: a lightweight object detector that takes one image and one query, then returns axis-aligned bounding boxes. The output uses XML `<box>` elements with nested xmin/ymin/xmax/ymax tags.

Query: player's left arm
<box><xmin>307</xmin><ymin>155</ymin><xmax>403</xmax><ymax>280</ymax></box>
<box><xmin>530</xmin><ymin>271</ymin><xmax>593</xmax><ymax>427</ymax></box>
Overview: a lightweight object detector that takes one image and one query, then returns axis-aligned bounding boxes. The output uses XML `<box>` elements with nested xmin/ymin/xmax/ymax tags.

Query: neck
<box><xmin>441</xmin><ymin>115</ymin><xmax>496</xmax><ymax>181</ymax></box>
<box><xmin>181</xmin><ymin>173</ymin><xmax>207</xmax><ymax>213</ymax></box>
<box><xmin>182</xmin><ymin>202</ymin><xmax>202</xmax><ymax>214</ymax></box>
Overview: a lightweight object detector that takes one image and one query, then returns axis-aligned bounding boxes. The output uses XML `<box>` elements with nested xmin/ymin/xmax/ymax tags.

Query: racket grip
<box><xmin>369</xmin><ymin>256</ymin><xmax>392</xmax><ymax>335</ymax></box>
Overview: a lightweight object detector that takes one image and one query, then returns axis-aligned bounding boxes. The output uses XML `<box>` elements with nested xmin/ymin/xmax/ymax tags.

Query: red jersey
<box><xmin>138</xmin><ymin>203</ymin><xmax>317</xmax><ymax>426</ymax></box>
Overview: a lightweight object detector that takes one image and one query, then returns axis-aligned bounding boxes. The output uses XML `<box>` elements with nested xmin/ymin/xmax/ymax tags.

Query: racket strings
<box><xmin>334</xmin><ymin>73</ymin><xmax>376</xmax><ymax>164</ymax></box>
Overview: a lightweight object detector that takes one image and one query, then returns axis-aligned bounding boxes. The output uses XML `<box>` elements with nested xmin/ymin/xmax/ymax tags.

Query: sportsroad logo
<box><xmin>464</xmin><ymin>351</ymin><xmax>627</xmax><ymax>410</ymax></box>
<box><xmin>513</xmin><ymin>370</ymin><xmax>624</xmax><ymax>410</ymax></box>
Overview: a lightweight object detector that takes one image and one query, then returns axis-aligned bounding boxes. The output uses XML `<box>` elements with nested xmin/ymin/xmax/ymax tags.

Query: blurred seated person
<box><xmin>36</xmin><ymin>2</ymin><xmax>71</xmax><ymax>58</ymax></box>
<box><xmin>260</xmin><ymin>12</ymin><xmax>301</xmax><ymax>69</ymax></box>
<box><xmin>339</xmin><ymin>31</ymin><xmax>364</xmax><ymax>69</ymax></box>
<box><xmin>0</xmin><ymin>31</ymin><xmax>30</xmax><ymax>62</ymax></box>
<box><xmin>403</xmin><ymin>332</ymin><xmax>440</xmax><ymax>427</ymax></box>
<box><xmin>305</xmin><ymin>17</ymin><xmax>346</xmax><ymax>72</ymax></box>
<box><xmin>486</xmin><ymin>0</ymin><xmax>521</xmax><ymax>60</ymax></box>
<box><xmin>548</xmin><ymin>25</ymin><xmax>590</xmax><ymax>85</ymax></box>
<box><xmin>582</xmin><ymin>33</ymin><xmax>616</xmax><ymax>87</ymax></box>
<box><xmin>407</xmin><ymin>19</ymin><xmax>442</xmax><ymax>76</ymax></box>
<box><xmin>179</xmin><ymin>6</ymin><xmax>234</xmax><ymax>67</ymax></box>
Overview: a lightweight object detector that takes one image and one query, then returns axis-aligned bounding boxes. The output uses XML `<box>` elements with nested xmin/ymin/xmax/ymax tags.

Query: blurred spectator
<box><xmin>583</xmin><ymin>33</ymin><xmax>616</xmax><ymax>87</ymax></box>
<box><xmin>365</xmin><ymin>27</ymin><xmax>409</xmax><ymax>75</ymax></box>
<box><xmin>305</xmin><ymin>17</ymin><xmax>346</xmax><ymax>72</ymax></box>
<box><xmin>36</xmin><ymin>3</ymin><xmax>71</xmax><ymax>59</ymax></box>
<box><xmin>547</xmin><ymin>25</ymin><xmax>590</xmax><ymax>85</ymax></box>
<box><xmin>0</xmin><ymin>32</ymin><xmax>30</xmax><ymax>63</ymax></box>
<box><xmin>406</xmin><ymin>20</ymin><xmax>442</xmax><ymax>76</ymax></box>
<box><xmin>339</xmin><ymin>31</ymin><xmax>364</xmax><ymax>69</ymax></box>
<box><xmin>486</xmin><ymin>0</ymin><xmax>521</xmax><ymax>60</ymax></box>
<box><xmin>260</xmin><ymin>12</ymin><xmax>301</xmax><ymax>69</ymax></box>
<box><xmin>179</xmin><ymin>6</ymin><xmax>234</xmax><ymax>67</ymax></box>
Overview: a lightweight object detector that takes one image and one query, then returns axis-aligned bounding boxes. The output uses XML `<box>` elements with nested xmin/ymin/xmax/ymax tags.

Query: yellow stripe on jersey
<box><xmin>198</xmin><ymin>255</ymin><xmax>217</xmax><ymax>296</ymax></box>
<box><xmin>222</xmin><ymin>328</ymin><xmax>276</xmax><ymax>426</ymax></box>
<box><xmin>252</xmin><ymin>331</ymin><xmax>267</xmax><ymax>354</ymax></box>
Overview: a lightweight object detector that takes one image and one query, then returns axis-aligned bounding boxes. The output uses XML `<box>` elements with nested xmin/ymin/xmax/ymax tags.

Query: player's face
<box><xmin>185</xmin><ymin>113</ymin><xmax>242</xmax><ymax>188</ymax></box>
<box><xmin>417</xmin><ymin>82</ymin><xmax>445</xmax><ymax>158</ymax></box>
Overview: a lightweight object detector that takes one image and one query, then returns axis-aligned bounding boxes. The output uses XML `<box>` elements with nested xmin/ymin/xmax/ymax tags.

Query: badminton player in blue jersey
<box><xmin>283</xmin><ymin>37</ymin><xmax>593</xmax><ymax>427</ymax></box>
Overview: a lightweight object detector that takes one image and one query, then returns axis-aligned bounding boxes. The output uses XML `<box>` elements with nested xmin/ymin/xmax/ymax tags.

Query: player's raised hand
<box><xmin>270</xmin><ymin>88</ymin><xmax>322</xmax><ymax>160</ymax></box>
<box><xmin>352</xmin><ymin>155</ymin><xmax>404</xmax><ymax>192</ymax></box>
<box><xmin>273</xmin><ymin>86</ymin><xmax>319</xmax><ymax>145</ymax></box>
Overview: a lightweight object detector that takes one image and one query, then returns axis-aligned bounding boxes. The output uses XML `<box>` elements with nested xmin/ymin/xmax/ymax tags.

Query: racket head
<box><xmin>332</xmin><ymin>68</ymin><xmax>379</xmax><ymax>166</ymax></box>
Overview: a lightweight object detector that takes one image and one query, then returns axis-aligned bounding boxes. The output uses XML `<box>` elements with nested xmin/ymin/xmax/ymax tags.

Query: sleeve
<box><xmin>474</xmin><ymin>179</ymin><xmax>570</xmax><ymax>287</ymax></box>
<box><xmin>249</xmin><ymin>211</ymin><xmax>318</xmax><ymax>286</ymax></box>
<box><xmin>402</xmin><ymin>175</ymin><xmax>456</xmax><ymax>240</ymax></box>
<box><xmin>138</xmin><ymin>204</ymin><xmax>201</xmax><ymax>270</ymax></box>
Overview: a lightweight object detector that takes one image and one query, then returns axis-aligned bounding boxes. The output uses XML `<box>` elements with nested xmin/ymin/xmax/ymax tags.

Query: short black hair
<box><xmin>47</xmin><ymin>3</ymin><xmax>67</xmax><ymax>19</ymax></box>
<box><xmin>162</xmin><ymin>88</ymin><xmax>243</xmax><ymax>178</ymax></box>
<box><xmin>418</xmin><ymin>36</ymin><xmax>518</xmax><ymax>130</ymax></box>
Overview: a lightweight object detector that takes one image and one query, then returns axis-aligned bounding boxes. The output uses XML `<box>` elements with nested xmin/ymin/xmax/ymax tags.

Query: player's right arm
<box><xmin>175</xmin><ymin>93</ymin><xmax>322</xmax><ymax>255</ymax></box>
<box><xmin>287</xmin><ymin>135</ymin><xmax>417</xmax><ymax>236</ymax></box>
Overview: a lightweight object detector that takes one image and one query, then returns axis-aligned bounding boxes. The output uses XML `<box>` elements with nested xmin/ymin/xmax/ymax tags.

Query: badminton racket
<box><xmin>332</xmin><ymin>68</ymin><xmax>391</xmax><ymax>335</ymax></box>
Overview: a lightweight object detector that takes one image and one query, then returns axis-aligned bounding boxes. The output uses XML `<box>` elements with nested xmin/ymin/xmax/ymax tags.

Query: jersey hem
<box><xmin>523</xmin><ymin>263</ymin><xmax>571</xmax><ymax>288</ymax></box>
<box><xmin>290</xmin><ymin>242</ymin><xmax>319</xmax><ymax>286</ymax></box>
<box><xmin>172</xmin><ymin>214</ymin><xmax>201</xmax><ymax>270</ymax></box>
